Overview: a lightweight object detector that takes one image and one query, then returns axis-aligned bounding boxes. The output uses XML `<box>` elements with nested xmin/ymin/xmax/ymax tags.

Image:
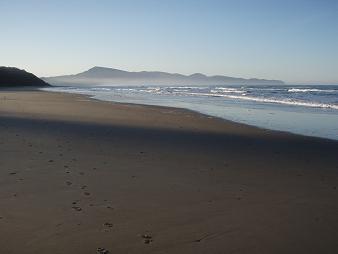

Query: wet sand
<box><xmin>0</xmin><ymin>89</ymin><xmax>338</xmax><ymax>254</ymax></box>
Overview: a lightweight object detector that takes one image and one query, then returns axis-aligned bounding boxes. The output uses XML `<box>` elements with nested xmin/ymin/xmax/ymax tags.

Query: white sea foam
<box><xmin>182</xmin><ymin>92</ymin><xmax>338</xmax><ymax>110</ymax></box>
<box><xmin>288</xmin><ymin>88</ymin><xmax>336</xmax><ymax>93</ymax></box>
<box><xmin>91</xmin><ymin>87</ymin><xmax>112</xmax><ymax>91</ymax></box>
<box><xmin>211</xmin><ymin>87</ymin><xmax>245</xmax><ymax>94</ymax></box>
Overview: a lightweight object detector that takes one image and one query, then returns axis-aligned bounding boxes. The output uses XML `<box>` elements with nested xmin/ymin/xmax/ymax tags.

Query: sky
<box><xmin>0</xmin><ymin>0</ymin><xmax>338</xmax><ymax>83</ymax></box>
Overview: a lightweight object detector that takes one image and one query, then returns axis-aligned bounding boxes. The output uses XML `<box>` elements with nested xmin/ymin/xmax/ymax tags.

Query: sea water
<box><xmin>41</xmin><ymin>85</ymin><xmax>338</xmax><ymax>141</ymax></box>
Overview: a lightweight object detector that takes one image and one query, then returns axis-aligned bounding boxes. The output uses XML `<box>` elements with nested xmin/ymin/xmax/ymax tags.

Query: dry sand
<box><xmin>0</xmin><ymin>89</ymin><xmax>337</xmax><ymax>254</ymax></box>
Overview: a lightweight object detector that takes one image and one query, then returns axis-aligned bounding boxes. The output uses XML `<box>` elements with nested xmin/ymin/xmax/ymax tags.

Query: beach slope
<box><xmin>0</xmin><ymin>90</ymin><xmax>337</xmax><ymax>254</ymax></box>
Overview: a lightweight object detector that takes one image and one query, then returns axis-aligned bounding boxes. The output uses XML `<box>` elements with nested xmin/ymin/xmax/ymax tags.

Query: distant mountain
<box><xmin>0</xmin><ymin>67</ymin><xmax>49</xmax><ymax>87</ymax></box>
<box><xmin>43</xmin><ymin>66</ymin><xmax>284</xmax><ymax>86</ymax></box>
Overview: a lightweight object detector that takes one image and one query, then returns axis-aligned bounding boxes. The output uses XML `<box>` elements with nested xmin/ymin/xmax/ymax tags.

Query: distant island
<box><xmin>43</xmin><ymin>66</ymin><xmax>285</xmax><ymax>86</ymax></box>
<box><xmin>0</xmin><ymin>67</ymin><xmax>49</xmax><ymax>87</ymax></box>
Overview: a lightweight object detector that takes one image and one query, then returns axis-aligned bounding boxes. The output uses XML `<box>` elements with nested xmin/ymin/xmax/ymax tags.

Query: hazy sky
<box><xmin>1</xmin><ymin>0</ymin><xmax>338</xmax><ymax>83</ymax></box>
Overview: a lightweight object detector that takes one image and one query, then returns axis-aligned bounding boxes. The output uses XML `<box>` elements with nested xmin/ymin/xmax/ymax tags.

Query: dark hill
<box><xmin>0</xmin><ymin>67</ymin><xmax>49</xmax><ymax>87</ymax></box>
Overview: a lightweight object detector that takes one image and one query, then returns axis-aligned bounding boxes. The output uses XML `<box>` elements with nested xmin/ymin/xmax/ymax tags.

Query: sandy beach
<box><xmin>0</xmin><ymin>89</ymin><xmax>337</xmax><ymax>254</ymax></box>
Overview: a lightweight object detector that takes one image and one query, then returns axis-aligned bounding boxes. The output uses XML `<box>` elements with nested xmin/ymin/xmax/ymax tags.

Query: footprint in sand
<box><xmin>97</xmin><ymin>247</ymin><xmax>109</xmax><ymax>254</ymax></box>
<box><xmin>103</xmin><ymin>222</ymin><xmax>113</xmax><ymax>228</ymax></box>
<box><xmin>72</xmin><ymin>206</ymin><xmax>82</xmax><ymax>212</ymax></box>
<box><xmin>141</xmin><ymin>234</ymin><xmax>153</xmax><ymax>244</ymax></box>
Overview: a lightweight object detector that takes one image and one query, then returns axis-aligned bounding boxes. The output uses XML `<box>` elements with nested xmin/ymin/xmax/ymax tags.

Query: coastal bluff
<box><xmin>0</xmin><ymin>67</ymin><xmax>49</xmax><ymax>87</ymax></box>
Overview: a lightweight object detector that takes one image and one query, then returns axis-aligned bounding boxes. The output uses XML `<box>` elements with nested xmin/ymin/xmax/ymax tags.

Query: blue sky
<box><xmin>1</xmin><ymin>0</ymin><xmax>338</xmax><ymax>83</ymax></box>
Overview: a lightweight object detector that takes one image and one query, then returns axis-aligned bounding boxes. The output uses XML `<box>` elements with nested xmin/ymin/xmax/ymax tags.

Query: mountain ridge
<box><xmin>43</xmin><ymin>66</ymin><xmax>285</xmax><ymax>86</ymax></box>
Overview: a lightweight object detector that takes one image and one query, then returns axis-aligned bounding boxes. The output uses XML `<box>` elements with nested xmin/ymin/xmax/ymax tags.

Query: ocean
<box><xmin>41</xmin><ymin>84</ymin><xmax>338</xmax><ymax>141</ymax></box>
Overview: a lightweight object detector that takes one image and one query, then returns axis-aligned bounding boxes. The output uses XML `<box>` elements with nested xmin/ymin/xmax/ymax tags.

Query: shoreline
<box><xmin>40</xmin><ymin>87</ymin><xmax>338</xmax><ymax>143</ymax></box>
<box><xmin>0</xmin><ymin>88</ymin><xmax>338</xmax><ymax>253</ymax></box>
